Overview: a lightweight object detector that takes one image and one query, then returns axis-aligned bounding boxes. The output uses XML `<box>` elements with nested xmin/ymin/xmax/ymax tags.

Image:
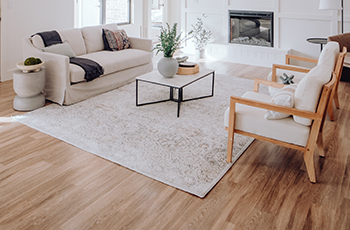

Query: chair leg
<box><xmin>227</xmin><ymin>129</ymin><xmax>234</xmax><ymax>163</ymax></box>
<box><xmin>303</xmin><ymin>149</ymin><xmax>316</xmax><ymax>183</ymax></box>
<box><xmin>227</xmin><ymin>101</ymin><xmax>237</xmax><ymax>163</ymax></box>
<box><xmin>327</xmin><ymin>101</ymin><xmax>335</xmax><ymax>121</ymax></box>
<box><xmin>333</xmin><ymin>92</ymin><xmax>340</xmax><ymax>109</ymax></box>
<box><xmin>316</xmin><ymin>131</ymin><xmax>325</xmax><ymax>157</ymax></box>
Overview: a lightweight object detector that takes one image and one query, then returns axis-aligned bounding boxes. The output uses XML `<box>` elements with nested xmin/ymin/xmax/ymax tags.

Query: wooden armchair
<box><xmin>224</xmin><ymin>62</ymin><xmax>340</xmax><ymax>183</ymax></box>
<box><xmin>268</xmin><ymin>42</ymin><xmax>346</xmax><ymax>121</ymax></box>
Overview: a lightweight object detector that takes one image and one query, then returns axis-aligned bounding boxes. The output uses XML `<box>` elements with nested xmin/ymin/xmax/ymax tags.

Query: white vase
<box><xmin>195</xmin><ymin>49</ymin><xmax>206</xmax><ymax>59</ymax></box>
<box><xmin>157</xmin><ymin>57</ymin><xmax>179</xmax><ymax>78</ymax></box>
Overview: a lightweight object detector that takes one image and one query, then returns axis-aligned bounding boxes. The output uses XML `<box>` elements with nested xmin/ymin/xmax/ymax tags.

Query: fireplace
<box><xmin>229</xmin><ymin>10</ymin><xmax>273</xmax><ymax>47</ymax></box>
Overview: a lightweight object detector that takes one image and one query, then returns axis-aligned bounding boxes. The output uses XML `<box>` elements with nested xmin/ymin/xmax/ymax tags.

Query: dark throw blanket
<box><xmin>35</xmin><ymin>30</ymin><xmax>62</xmax><ymax>47</ymax></box>
<box><xmin>35</xmin><ymin>30</ymin><xmax>104</xmax><ymax>82</ymax></box>
<box><xmin>70</xmin><ymin>57</ymin><xmax>104</xmax><ymax>82</ymax></box>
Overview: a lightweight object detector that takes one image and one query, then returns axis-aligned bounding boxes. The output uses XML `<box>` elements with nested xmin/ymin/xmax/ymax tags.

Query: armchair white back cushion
<box><xmin>293</xmin><ymin>64</ymin><xmax>333</xmax><ymax>126</ymax></box>
<box><xmin>317</xmin><ymin>41</ymin><xmax>339</xmax><ymax>70</ymax></box>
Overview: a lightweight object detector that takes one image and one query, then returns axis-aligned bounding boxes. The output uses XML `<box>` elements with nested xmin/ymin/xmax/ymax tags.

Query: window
<box><xmin>151</xmin><ymin>0</ymin><xmax>164</xmax><ymax>28</ymax></box>
<box><xmin>76</xmin><ymin>0</ymin><xmax>131</xmax><ymax>28</ymax></box>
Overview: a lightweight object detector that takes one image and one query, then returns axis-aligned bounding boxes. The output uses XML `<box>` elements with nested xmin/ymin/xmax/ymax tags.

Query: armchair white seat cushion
<box><xmin>224</xmin><ymin>91</ymin><xmax>311</xmax><ymax>147</ymax></box>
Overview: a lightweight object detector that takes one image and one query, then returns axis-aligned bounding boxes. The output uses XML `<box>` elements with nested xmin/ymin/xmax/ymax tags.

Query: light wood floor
<box><xmin>1</xmin><ymin>61</ymin><xmax>350</xmax><ymax>230</ymax></box>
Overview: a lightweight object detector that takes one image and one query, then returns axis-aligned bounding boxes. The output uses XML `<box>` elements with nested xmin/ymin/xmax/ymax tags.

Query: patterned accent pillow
<box><xmin>103</xmin><ymin>28</ymin><xmax>131</xmax><ymax>51</ymax></box>
<box><xmin>265</xmin><ymin>84</ymin><xmax>297</xmax><ymax>120</ymax></box>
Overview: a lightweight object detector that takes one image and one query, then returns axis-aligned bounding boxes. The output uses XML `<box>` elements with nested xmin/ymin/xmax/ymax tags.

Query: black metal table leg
<box><xmin>136</xmin><ymin>79</ymin><xmax>139</xmax><ymax>106</ymax></box>
<box><xmin>177</xmin><ymin>88</ymin><xmax>183</xmax><ymax>117</ymax></box>
<box><xmin>170</xmin><ymin>87</ymin><xmax>174</xmax><ymax>100</ymax></box>
<box><xmin>211</xmin><ymin>72</ymin><xmax>215</xmax><ymax>96</ymax></box>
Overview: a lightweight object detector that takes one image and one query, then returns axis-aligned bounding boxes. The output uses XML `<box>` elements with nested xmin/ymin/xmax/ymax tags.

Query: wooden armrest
<box><xmin>253</xmin><ymin>79</ymin><xmax>285</xmax><ymax>92</ymax></box>
<box><xmin>285</xmin><ymin>54</ymin><xmax>318</xmax><ymax>65</ymax></box>
<box><xmin>271</xmin><ymin>64</ymin><xmax>311</xmax><ymax>81</ymax></box>
<box><xmin>230</xmin><ymin>95</ymin><xmax>322</xmax><ymax>121</ymax></box>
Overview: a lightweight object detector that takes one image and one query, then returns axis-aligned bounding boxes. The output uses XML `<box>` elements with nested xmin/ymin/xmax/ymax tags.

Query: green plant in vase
<box><xmin>154</xmin><ymin>23</ymin><xmax>190</xmax><ymax>78</ymax></box>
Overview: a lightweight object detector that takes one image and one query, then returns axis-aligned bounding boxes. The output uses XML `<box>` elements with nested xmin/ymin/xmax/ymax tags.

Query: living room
<box><xmin>1</xmin><ymin>0</ymin><xmax>350</xmax><ymax>229</ymax></box>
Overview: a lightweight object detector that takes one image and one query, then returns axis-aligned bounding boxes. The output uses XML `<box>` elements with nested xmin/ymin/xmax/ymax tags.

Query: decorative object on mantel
<box><xmin>16</xmin><ymin>57</ymin><xmax>44</xmax><ymax>73</ymax></box>
<box><xmin>279</xmin><ymin>73</ymin><xmax>295</xmax><ymax>84</ymax></box>
<box><xmin>154</xmin><ymin>23</ymin><xmax>191</xmax><ymax>78</ymax></box>
<box><xmin>189</xmin><ymin>16</ymin><xmax>212</xmax><ymax>59</ymax></box>
<box><xmin>13</xmin><ymin>74</ymin><xmax>258</xmax><ymax>198</ymax></box>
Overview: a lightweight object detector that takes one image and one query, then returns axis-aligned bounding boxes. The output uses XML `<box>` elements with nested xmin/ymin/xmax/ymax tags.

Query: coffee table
<box><xmin>136</xmin><ymin>68</ymin><xmax>215</xmax><ymax>117</ymax></box>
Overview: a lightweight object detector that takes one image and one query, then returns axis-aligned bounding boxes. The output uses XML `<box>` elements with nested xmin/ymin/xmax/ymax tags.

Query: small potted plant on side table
<box><xmin>154</xmin><ymin>23</ymin><xmax>190</xmax><ymax>78</ymax></box>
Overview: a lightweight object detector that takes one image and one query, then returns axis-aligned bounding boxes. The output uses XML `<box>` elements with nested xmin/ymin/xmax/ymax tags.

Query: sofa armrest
<box><xmin>22</xmin><ymin>38</ymin><xmax>70</xmax><ymax>105</ymax></box>
<box><xmin>129</xmin><ymin>37</ymin><xmax>153</xmax><ymax>52</ymax></box>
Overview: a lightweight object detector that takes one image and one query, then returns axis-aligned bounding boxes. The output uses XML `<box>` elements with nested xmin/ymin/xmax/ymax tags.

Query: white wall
<box><xmin>0</xmin><ymin>0</ymin><xmax>74</xmax><ymax>81</ymax></box>
<box><xmin>181</xmin><ymin>0</ymin><xmax>350</xmax><ymax>67</ymax></box>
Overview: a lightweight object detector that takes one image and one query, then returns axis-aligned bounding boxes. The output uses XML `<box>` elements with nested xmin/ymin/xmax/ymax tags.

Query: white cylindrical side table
<box><xmin>13</xmin><ymin>68</ymin><xmax>45</xmax><ymax>111</ymax></box>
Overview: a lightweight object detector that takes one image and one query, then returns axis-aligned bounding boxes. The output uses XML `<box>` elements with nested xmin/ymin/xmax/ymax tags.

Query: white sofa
<box><xmin>22</xmin><ymin>23</ymin><xmax>153</xmax><ymax>105</ymax></box>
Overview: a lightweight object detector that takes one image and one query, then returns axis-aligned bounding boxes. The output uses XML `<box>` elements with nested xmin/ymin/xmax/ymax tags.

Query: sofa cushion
<box><xmin>70</xmin><ymin>49</ymin><xmax>152</xmax><ymax>83</ymax></box>
<box><xmin>81</xmin><ymin>23</ymin><xmax>119</xmax><ymax>53</ymax></box>
<box><xmin>58</xmin><ymin>28</ymin><xmax>87</xmax><ymax>56</ymax></box>
<box><xmin>293</xmin><ymin>64</ymin><xmax>332</xmax><ymax>126</ymax></box>
<box><xmin>224</xmin><ymin>91</ymin><xmax>310</xmax><ymax>147</ymax></box>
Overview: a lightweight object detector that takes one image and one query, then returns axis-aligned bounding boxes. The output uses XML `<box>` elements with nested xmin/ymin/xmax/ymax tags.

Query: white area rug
<box><xmin>13</xmin><ymin>74</ymin><xmax>259</xmax><ymax>198</ymax></box>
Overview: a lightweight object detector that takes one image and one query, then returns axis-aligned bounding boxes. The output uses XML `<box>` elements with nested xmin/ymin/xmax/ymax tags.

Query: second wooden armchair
<box><xmin>224</xmin><ymin>47</ymin><xmax>346</xmax><ymax>183</ymax></box>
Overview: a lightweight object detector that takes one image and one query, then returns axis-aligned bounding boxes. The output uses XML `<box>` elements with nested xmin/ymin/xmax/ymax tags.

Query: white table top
<box><xmin>136</xmin><ymin>68</ymin><xmax>215</xmax><ymax>88</ymax></box>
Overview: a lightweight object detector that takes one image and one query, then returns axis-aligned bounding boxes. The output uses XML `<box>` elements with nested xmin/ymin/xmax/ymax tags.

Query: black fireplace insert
<box><xmin>229</xmin><ymin>10</ymin><xmax>274</xmax><ymax>47</ymax></box>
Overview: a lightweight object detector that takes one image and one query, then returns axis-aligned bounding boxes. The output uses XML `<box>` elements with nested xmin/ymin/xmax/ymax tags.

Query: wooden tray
<box><xmin>177</xmin><ymin>64</ymin><xmax>199</xmax><ymax>75</ymax></box>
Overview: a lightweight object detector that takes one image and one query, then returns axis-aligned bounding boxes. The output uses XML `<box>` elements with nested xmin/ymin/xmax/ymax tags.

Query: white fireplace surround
<box><xmin>181</xmin><ymin>0</ymin><xmax>349</xmax><ymax>68</ymax></box>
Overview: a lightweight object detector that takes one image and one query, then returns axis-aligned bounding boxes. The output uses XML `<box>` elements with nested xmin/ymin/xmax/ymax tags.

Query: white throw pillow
<box><xmin>265</xmin><ymin>84</ymin><xmax>297</xmax><ymax>120</ymax></box>
<box><xmin>42</xmin><ymin>41</ymin><xmax>76</xmax><ymax>58</ymax></box>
